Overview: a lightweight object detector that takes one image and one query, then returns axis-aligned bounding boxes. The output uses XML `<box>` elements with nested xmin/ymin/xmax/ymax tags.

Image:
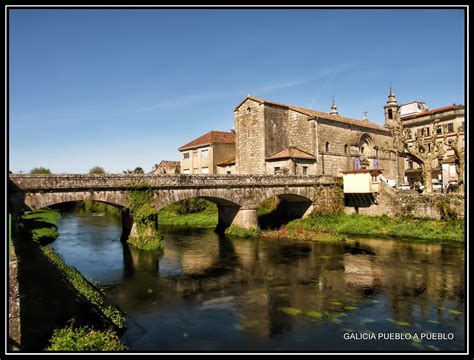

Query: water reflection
<box><xmin>49</xmin><ymin>211</ymin><xmax>465</xmax><ymax>351</ymax></box>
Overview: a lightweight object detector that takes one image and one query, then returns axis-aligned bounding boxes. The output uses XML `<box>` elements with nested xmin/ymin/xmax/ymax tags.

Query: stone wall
<box><xmin>316</xmin><ymin>120</ymin><xmax>397</xmax><ymax>180</ymax></box>
<box><xmin>235</xmin><ymin>99</ymin><xmax>266</xmax><ymax>174</ymax></box>
<box><xmin>264</xmin><ymin>103</ymin><xmax>289</xmax><ymax>157</ymax></box>
<box><xmin>234</xmin><ymin>97</ymin><xmax>399</xmax><ymax>180</ymax></box>
<box><xmin>346</xmin><ymin>181</ymin><xmax>465</xmax><ymax>219</ymax></box>
<box><xmin>9</xmin><ymin>174</ymin><xmax>336</xmax><ymax>190</ymax></box>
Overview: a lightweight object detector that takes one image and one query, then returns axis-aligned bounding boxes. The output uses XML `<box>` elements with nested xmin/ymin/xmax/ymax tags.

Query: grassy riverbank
<box><xmin>158</xmin><ymin>200</ymin><xmax>218</xmax><ymax>228</ymax></box>
<box><xmin>278</xmin><ymin>214</ymin><xmax>465</xmax><ymax>243</ymax></box>
<box><xmin>41</xmin><ymin>247</ymin><xmax>127</xmax><ymax>330</ymax></box>
<box><xmin>158</xmin><ymin>198</ymin><xmax>464</xmax><ymax>242</ymax></box>
<box><xmin>21</xmin><ymin>208</ymin><xmax>61</xmax><ymax>244</ymax></box>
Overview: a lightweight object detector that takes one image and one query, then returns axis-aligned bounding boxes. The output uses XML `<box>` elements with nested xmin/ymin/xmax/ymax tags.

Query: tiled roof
<box><xmin>178</xmin><ymin>130</ymin><xmax>235</xmax><ymax>151</ymax></box>
<box><xmin>405</xmin><ymin>105</ymin><xmax>464</xmax><ymax>119</ymax></box>
<box><xmin>216</xmin><ymin>157</ymin><xmax>236</xmax><ymax>166</ymax></box>
<box><xmin>266</xmin><ymin>146</ymin><xmax>316</xmax><ymax>161</ymax></box>
<box><xmin>157</xmin><ymin>160</ymin><xmax>180</xmax><ymax>167</ymax></box>
<box><xmin>236</xmin><ymin>96</ymin><xmax>388</xmax><ymax>132</ymax></box>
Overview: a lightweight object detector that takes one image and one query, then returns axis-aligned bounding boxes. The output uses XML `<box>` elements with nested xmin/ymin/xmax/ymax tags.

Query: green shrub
<box><xmin>30</xmin><ymin>167</ymin><xmax>51</xmax><ymax>174</ymax></box>
<box><xmin>46</xmin><ymin>326</ymin><xmax>126</xmax><ymax>351</ymax></box>
<box><xmin>126</xmin><ymin>186</ymin><xmax>164</xmax><ymax>251</ymax></box>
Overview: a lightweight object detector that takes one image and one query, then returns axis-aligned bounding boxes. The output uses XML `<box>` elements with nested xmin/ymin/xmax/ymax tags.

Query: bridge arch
<box><xmin>255</xmin><ymin>192</ymin><xmax>314</xmax><ymax>230</ymax></box>
<box><xmin>24</xmin><ymin>191</ymin><xmax>128</xmax><ymax>210</ymax></box>
<box><xmin>154</xmin><ymin>189</ymin><xmax>242</xmax><ymax>211</ymax></box>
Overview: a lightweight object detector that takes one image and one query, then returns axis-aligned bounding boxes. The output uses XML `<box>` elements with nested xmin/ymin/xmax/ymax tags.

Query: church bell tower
<box><xmin>384</xmin><ymin>87</ymin><xmax>400</xmax><ymax>128</ymax></box>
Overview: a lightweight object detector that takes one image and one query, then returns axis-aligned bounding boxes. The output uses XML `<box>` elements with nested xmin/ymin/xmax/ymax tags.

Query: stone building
<box><xmin>234</xmin><ymin>96</ymin><xmax>398</xmax><ymax>181</ymax></box>
<box><xmin>148</xmin><ymin>160</ymin><xmax>180</xmax><ymax>175</ymax></box>
<box><xmin>178</xmin><ymin>130</ymin><xmax>235</xmax><ymax>175</ymax></box>
<box><xmin>391</xmin><ymin>94</ymin><xmax>465</xmax><ymax>187</ymax></box>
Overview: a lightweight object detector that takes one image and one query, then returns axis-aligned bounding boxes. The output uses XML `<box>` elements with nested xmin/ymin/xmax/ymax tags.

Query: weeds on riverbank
<box><xmin>41</xmin><ymin>247</ymin><xmax>127</xmax><ymax>330</ymax></box>
<box><xmin>46</xmin><ymin>326</ymin><xmax>126</xmax><ymax>351</ymax></box>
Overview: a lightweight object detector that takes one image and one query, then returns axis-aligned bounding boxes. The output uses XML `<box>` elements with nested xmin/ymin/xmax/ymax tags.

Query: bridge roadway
<box><xmin>8</xmin><ymin>174</ymin><xmax>339</xmax><ymax>233</ymax></box>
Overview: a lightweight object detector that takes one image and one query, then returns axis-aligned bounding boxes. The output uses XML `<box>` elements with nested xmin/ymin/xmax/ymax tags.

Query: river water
<box><xmin>48</xmin><ymin>210</ymin><xmax>465</xmax><ymax>352</ymax></box>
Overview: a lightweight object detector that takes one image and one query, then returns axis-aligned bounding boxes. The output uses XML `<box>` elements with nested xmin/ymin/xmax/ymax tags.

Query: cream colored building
<box><xmin>395</xmin><ymin>98</ymin><xmax>465</xmax><ymax>187</ymax></box>
<box><xmin>178</xmin><ymin>130</ymin><xmax>235</xmax><ymax>175</ymax></box>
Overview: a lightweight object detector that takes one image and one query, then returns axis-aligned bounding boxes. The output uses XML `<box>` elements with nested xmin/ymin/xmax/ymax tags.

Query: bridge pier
<box><xmin>230</xmin><ymin>208</ymin><xmax>259</xmax><ymax>229</ymax></box>
<box><xmin>216</xmin><ymin>206</ymin><xmax>259</xmax><ymax>232</ymax></box>
<box><xmin>121</xmin><ymin>208</ymin><xmax>134</xmax><ymax>241</ymax></box>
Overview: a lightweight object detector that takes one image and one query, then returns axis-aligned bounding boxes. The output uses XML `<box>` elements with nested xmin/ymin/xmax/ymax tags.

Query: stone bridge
<box><xmin>8</xmin><ymin>174</ymin><xmax>341</xmax><ymax>235</ymax></box>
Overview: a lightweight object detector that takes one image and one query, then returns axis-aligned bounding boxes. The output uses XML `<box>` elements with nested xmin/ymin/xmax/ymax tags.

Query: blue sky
<box><xmin>8</xmin><ymin>8</ymin><xmax>465</xmax><ymax>174</ymax></box>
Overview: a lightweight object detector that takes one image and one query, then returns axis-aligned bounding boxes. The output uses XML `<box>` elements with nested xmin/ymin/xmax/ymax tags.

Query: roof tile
<box><xmin>178</xmin><ymin>130</ymin><xmax>235</xmax><ymax>151</ymax></box>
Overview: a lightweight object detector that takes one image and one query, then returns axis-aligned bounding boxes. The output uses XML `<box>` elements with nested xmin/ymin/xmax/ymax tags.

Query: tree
<box><xmin>383</xmin><ymin>120</ymin><xmax>446</xmax><ymax>193</ymax></box>
<box><xmin>444</xmin><ymin>130</ymin><xmax>465</xmax><ymax>185</ymax></box>
<box><xmin>30</xmin><ymin>167</ymin><xmax>51</xmax><ymax>174</ymax></box>
<box><xmin>123</xmin><ymin>167</ymin><xmax>144</xmax><ymax>174</ymax></box>
<box><xmin>89</xmin><ymin>166</ymin><xmax>106</xmax><ymax>174</ymax></box>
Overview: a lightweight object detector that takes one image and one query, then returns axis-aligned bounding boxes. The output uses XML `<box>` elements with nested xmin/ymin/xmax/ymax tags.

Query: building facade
<box><xmin>234</xmin><ymin>96</ymin><xmax>398</xmax><ymax>182</ymax></box>
<box><xmin>178</xmin><ymin>130</ymin><xmax>235</xmax><ymax>175</ymax></box>
<box><xmin>386</xmin><ymin>92</ymin><xmax>465</xmax><ymax>187</ymax></box>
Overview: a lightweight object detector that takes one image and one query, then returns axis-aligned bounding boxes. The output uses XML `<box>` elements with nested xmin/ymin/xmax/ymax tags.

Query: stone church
<box><xmin>233</xmin><ymin>93</ymin><xmax>400</xmax><ymax>182</ymax></box>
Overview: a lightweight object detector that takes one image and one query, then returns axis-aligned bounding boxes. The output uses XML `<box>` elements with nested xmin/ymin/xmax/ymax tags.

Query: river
<box><xmin>47</xmin><ymin>210</ymin><xmax>465</xmax><ymax>352</ymax></box>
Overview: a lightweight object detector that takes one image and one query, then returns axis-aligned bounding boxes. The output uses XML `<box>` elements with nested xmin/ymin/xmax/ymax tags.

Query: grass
<box><xmin>41</xmin><ymin>246</ymin><xmax>127</xmax><ymax>330</ymax></box>
<box><xmin>22</xmin><ymin>208</ymin><xmax>61</xmax><ymax>227</ymax></box>
<box><xmin>158</xmin><ymin>201</ymin><xmax>218</xmax><ymax>228</ymax></box>
<box><xmin>225</xmin><ymin>226</ymin><xmax>261</xmax><ymax>238</ymax></box>
<box><xmin>284</xmin><ymin>214</ymin><xmax>464</xmax><ymax>242</ymax></box>
<box><xmin>21</xmin><ymin>208</ymin><xmax>61</xmax><ymax>244</ymax></box>
<box><xmin>46</xmin><ymin>326</ymin><xmax>126</xmax><ymax>351</ymax></box>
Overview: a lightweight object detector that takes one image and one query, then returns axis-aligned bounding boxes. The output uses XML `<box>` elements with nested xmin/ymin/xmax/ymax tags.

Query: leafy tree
<box><xmin>30</xmin><ymin>167</ymin><xmax>51</xmax><ymax>174</ymax></box>
<box><xmin>123</xmin><ymin>167</ymin><xmax>145</xmax><ymax>174</ymax></box>
<box><xmin>133</xmin><ymin>167</ymin><xmax>144</xmax><ymax>174</ymax></box>
<box><xmin>89</xmin><ymin>166</ymin><xmax>106</xmax><ymax>174</ymax></box>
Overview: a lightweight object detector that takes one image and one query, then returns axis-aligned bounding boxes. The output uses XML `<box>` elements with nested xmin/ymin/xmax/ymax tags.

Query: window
<box><xmin>201</xmin><ymin>149</ymin><xmax>209</xmax><ymax>157</ymax></box>
<box><xmin>354</xmin><ymin>157</ymin><xmax>360</xmax><ymax>170</ymax></box>
<box><xmin>387</xmin><ymin>108</ymin><xmax>393</xmax><ymax>120</ymax></box>
<box><xmin>408</xmin><ymin>160</ymin><xmax>413</xmax><ymax>169</ymax></box>
<box><xmin>183</xmin><ymin>152</ymin><xmax>190</xmax><ymax>159</ymax></box>
<box><xmin>226</xmin><ymin>171</ymin><xmax>231</xmax><ymax>174</ymax></box>
<box><xmin>325</xmin><ymin>142</ymin><xmax>330</xmax><ymax>152</ymax></box>
<box><xmin>302</xmin><ymin>166</ymin><xmax>308</xmax><ymax>175</ymax></box>
<box><xmin>425</xmin><ymin>127</ymin><xmax>430</xmax><ymax>136</ymax></box>
<box><xmin>183</xmin><ymin>169</ymin><xmax>190</xmax><ymax>174</ymax></box>
<box><xmin>447</xmin><ymin>123</ymin><xmax>454</xmax><ymax>133</ymax></box>
<box><xmin>436</xmin><ymin>126</ymin><xmax>442</xmax><ymax>135</ymax></box>
<box><xmin>274</xmin><ymin>167</ymin><xmax>280</xmax><ymax>174</ymax></box>
<box><xmin>344</xmin><ymin>144</ymin><xmax>348</xmax><ymax>154</ymax></box>
<box><xmin>201</xmin><ymin>167</ymin><xmax>209</xmax><ymax>174</ymax></box>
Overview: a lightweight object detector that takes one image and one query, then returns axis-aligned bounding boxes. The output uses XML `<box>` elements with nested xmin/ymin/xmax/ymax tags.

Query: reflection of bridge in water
<box><xmin>110</xmin><ymin>231</ymin><xmax>463</xmax><ymax>339</ymax></box>
<box><xmin>9</xmin><ymin>174</ymin><xmax>339</xmax><ymax>234</ymax></box>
